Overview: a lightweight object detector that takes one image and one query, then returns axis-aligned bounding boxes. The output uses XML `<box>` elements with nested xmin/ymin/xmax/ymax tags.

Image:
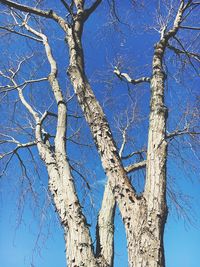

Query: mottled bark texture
<box><xmin>0</xmin><ymin>0</ymin><xmax>191</xmax><ymax>266</ymax></box>
<box><xmin>64</xmin><ymin>2</ymin><xmax>186</xmax><ymax>266</ymax></box>
<box><xmin>19</xmin><ymin>19</ymin><xmax>99</xmax><ymax>267</ymax></box>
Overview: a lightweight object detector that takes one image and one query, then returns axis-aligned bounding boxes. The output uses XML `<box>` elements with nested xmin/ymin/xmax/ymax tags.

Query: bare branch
<box><xmin>125</xmin><ymin>160</ymin><xmax>146</xmax><ymax>174</ymax></box>
<box><xmin>118</xmin><ymin>114</ymin><xmax>134</xmax><ymax>157</ymax></box>
<box><xmin>70</xmin><ymin>164</ymin><xmax>91</xmax><ymax>190</ymax></box>
<box><xmin>83</xmin><ymin>0</ymin><xmax>102</xmax><ymax>21</ymax></box>
<box><xmin>107</xmin><ymin>0</ymin><xmax>122</xmax><ymax>23</ymax></box>
<box><xmin>180</xmin><ymin>25</ymin><xmax>200</xmax><ymax>30</ymax></box>
<box><xmin>158</xmin><ymin>0</ymin><xmax>191</xmax><ymax>43</ymax></box>
<box><xmin>114</xmin><ymin>67</ymin><xmax>151</xmax><ymax>85</ymax></box>
<box><xmin>0</xmin><ymin>1</ymin><xmax>199</xmax><ymax>266</ymax></box>
<box><xmin>182</xmin><ymin>1</ymin><xmax>200</xmax><ymax>21</ymax></box>
<box><xmin>60</xmin><ymin>0</ymin><xmax>73</xmax><ymax>15</ymax></box>
<box><xmin>0</xmin><ymin>0</ymin><xmax>55</xmax><ymax>18</ymax></box>
<box><xmin>2</xmin><ymin>71</ymin><xmax>40</xmax><ymax>122</ymax></box>
<box><xmin>20</xmin><ymin>21</ymin><xmax>67</xmax><ymax>155</ymax></box>
<box><xmin>0</xmin><ymin>153</ymin><xmax>14</xmax><ymax>177</ymax></box>
<box><xmin>122</xmin><ymin>149</ymin><xmax>146</xmax><ymax>160</ymax></box>
<box><xmin>167</xmin><ymin>44</ymin><xmax>200</xmax><ymax>63</ymax></box>
<box><xmin>0</xmin><ymin>77</ymin><xmax>48</xmax><ymax>93</ymax></box>
<box><xmin>40</xmin><ymin>111</ymin><xmax>58</xmax><ymax>125</ymax></box>
<box><xmin>167</xmin><ymin>129</ymin><xmax>200</xmax><ymax>140</ymax></box>
<box><xmin>0</xmin><ymin>140</ymin><xmax>36</xmax><ymax>159</ymax></box>
<box><xmin>60</xmin><ymin>0</ymin><xmax>75</xmax><ymax>27</ymax></box>
<box><xmin>0</xmin><ymin>0</ymin><xmax>68</xmax><ymax>31</ymax></box>
<box><xmin>0</xmin><ymin>59</ymin><xmax>45</xmax><ymax>145</ymax></box>
<box><xmin>119</xmin><ymin>129</ymin><xmax>127</xmax><ymax>158</ymax></box>
<box><xmin>67</xmin><ymin>138</ymin><xmax>93</xmax><ymax>147</ymax></box>
<box><xmin>173</xmin><ymin>36</ymin><xmax>200</xmax><ymax>73</ymax></box>
<box><xmin>191</xmin><ymin>1</ymin><xmax>200</xmax><ymax>4</ymax></box>
<box><xmin>0</xmin><ymin>25</ymin><xmax>43</xmax><ymax>42</ymax></box>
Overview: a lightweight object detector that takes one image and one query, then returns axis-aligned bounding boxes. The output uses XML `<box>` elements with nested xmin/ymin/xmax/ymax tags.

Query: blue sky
<box><xmin>1</xmin><ymin>150</ymin><xmax>200</xmax><ymax>267</ymax></box>
<box><xmin>0</xmin><ymin>1</ymin><xmax>200</xmax><ymax>267</ymax></box>
<box><xmin>1</xmin><ymin>181</ymin><xmax>200</xmax><ymax>267</ymax></box>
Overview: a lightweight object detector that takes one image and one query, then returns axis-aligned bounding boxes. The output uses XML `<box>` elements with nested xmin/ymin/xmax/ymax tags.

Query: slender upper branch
<box><xmin>180</xmin><ymin>25</ymin><xmax>200</xmax><ymax>30</ymax></box>
<box><xmin>0</xmin><ymin>60</ymin><xmax>48</xmax><ymax>144</ymax></box>
<box><xmin>0</xmin><ymin>0</ymin><xmax>68</xmax><ymax>31</ymax></box>
<box><xmin>83</xmin><ymin>0</ymin><xmax>102</xmax><ymax>21</ymax></box>
<box><xmin>167</xmin><ymin>129</ymin><xmax>200</xmax><ymax>139</ymax></box>
<box><xmin>122</xmin><ymin>149</ymin><xmax>146</xmax><ymax>160</ymax></box>
<box><xmin>10</xmin><ymin>79</ymin><xmax>43</xmax><ymax>142</ymax></box>
<box><xmin>167</xmin><ymin>44</ymin><xmax>200</xmax><ymax>62</ymax></box>
<box><xmin>0</xmin><ymin>77</ymin><xmax>47</xmax><ymax>93</ymax></box>
<box><xmin>70</xmin><ymin>164</ymin><xmax>91</xmax><ymax>190</ymax></box>
<box><xmin>114</xmin><ymin>67</ymin><xmax>151</xmax><ymax>85</ymax></box>
<box><xmin>60</xmin><ymin>0</ymin><xmax>73</xmax><ymax>15</ymax></box>
<box><xmin>172</xmin><ymin>36</ymin><xmax>200</xmax><ymax>73</ymax></box>
<box><xmin>0</xmin><ymin>140</ymin><xmax>36</xmax><ymax>159</ymax></box>
<box><xmin>0</xmin><ymin>25</ymin><xmax>43</xmax><ymax>42</ymax></box>
<box><xmin>161</xmin><ymin>1</ymin><xmax>191</xmax><ymax>42</ymax></box>
<box><xmin>117</xmin><ymin>110</ymin><xmax>137</xmax><ymax>158</ymax></box>
<box><xmin>40</xmin><ymin>111</ymin><xmax>58</xmax><ymax>124</ymax></box>
<box><xmin>0</xmin><ymin>0</ymin><xmax>54</xmax><ymax>18</ymax></box>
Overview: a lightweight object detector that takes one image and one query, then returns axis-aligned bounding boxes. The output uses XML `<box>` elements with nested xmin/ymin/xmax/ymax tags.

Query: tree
<box><xmin>0</xmin><ymin>1</ymin><xmax>199</xmax><ymax>267</ymax></box>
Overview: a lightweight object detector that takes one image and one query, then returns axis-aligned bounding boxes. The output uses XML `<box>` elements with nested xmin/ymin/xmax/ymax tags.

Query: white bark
<box><xmin>19</xmin><ymin>21</ymin><xmax>99</xmax><ymax>267</ymax></box>
<box><xmin>96</xmin><ymin>182</ymin><xmax>115</xmax><ymax>266</ymax></box>
<box><xmin>0</xmin><ymin>1</ymin><xmax>195</xmax><ymax>267</ymax></box>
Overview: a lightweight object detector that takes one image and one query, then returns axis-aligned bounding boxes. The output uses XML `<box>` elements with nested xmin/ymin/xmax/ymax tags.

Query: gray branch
<box><xmin>180</xmin><ymin>25</ymin><xmax>200</xmax><ymax>30</ymax></box>
<box><xmin>122</xmin><ymin>149</ymin><xmax>146</xmax><ymax>160</ymax></box>
<box><xmin>0</xmin><ymin>0</ymin><xmax>55</xmax><ymax>18</ymax></box>
<box><xmin>0</xmin><ymin>140</ymin><xmax>36</xmax><ymax>159</ymax></box>
<box><xmin>167</xmin><ymin>129</ymin><xmax>200</xmax><ymax>139</ymax></box>
<box><xmin>0</xmin><ymin>26</ymin><xmax>43</xmax><ymax>42</ymax></box>
<box><xmin>167</xmin><ymin>44</ymin><xmax>200</xmax><ymax>62</ymax></box>
<box><xmin>83</xmin><ymin>0</ymin><xmax>102</xmax><ymax>21</ymax></box>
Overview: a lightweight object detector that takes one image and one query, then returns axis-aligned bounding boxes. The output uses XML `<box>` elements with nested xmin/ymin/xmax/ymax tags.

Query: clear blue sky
<box><xmin>0</xmin><ymin>1</ymin><xmax>200</xmax><ymax>267</ymax></box>
<box><xmin>1</xmin><ymin>177</ymin><xmax>200</xmax><ymax>267</ymax></box>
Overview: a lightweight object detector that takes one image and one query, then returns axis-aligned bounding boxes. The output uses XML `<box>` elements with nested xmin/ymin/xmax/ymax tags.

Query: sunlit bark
<box><xmin>0</xmin><ymin>1</ymin><xmax>199</xmax><ymax>267</ymax></box>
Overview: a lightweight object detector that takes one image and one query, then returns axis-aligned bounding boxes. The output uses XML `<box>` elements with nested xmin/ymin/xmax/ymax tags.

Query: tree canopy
<box><xmin>0</xmin><ymin>1</ymin><xmax>200</xmax><ymax>267</ymax></box>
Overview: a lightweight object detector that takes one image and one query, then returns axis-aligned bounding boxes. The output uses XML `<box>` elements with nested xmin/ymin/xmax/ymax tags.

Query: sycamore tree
<box><xmin>0</xmin><ymin>1</ymin><xmax>200</xmax><ymax>267</ymax></box>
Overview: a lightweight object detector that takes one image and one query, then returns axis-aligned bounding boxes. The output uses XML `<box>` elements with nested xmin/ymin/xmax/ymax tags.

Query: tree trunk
<box><xmin>54</xmin><ymin>2</ymin><xmax>184</xmax><ymax>267</ymax></box>
<box><xmin>0</xmin><ymin>1</ymin><xmax>192</xmax><ymax>267</ymax></box>
<box><xmin>126</xmin><ymin>205</ymin><xmax>166</xmax><ymax>267</ymax></box>
<box><xmin>29</xmin><ymin>26</ymin><xmax>99</xmax><ymax>267</ymax></box>
<box><xmin>65</xmin><ymin>15</ymin><xmax>167</xmax><ymax>267</ymax></box>
<box><xmin>36</xmin><ymin>133</ymin><xmax>99</xmax><ymax>267</ymax></box>
<box><xmin>96</xmin><ymin>182</ymin><xmax>116</xmax><ymax>266</ymax></box>
<box><xmin>129</xmin><ymin>41</ymin><xmax>168</xmax><ymax>267</ymax></box>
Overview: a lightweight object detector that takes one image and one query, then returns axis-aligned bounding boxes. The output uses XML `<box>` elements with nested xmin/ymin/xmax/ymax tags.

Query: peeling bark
<box><xmin>22</xmin><ymin>22</ymin><xmax>99</xmax><ymax>267</ymax></box>
<box><xmin>64</xmin><ymin>2</ymin><xmax>187</xmax><ymax>267</ymax></box>
<box><xmin>1</xmin><ymin>1</ymin><xmax>194</xmax><ymax>267</ymax></box>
